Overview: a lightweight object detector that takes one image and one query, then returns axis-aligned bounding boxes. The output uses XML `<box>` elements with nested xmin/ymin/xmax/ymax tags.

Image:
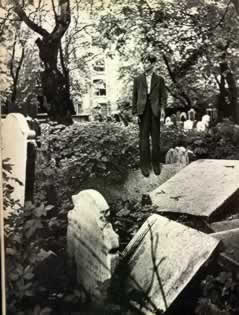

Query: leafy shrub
<box><xmin>2</xmin><ymin>158</ymin><xmax>22</xmax><ymax>210</ymax></box>
<box><xmin>35</xmin><ymin>121</ymin><xmax>139</xmax><ymax>210</ymax></box>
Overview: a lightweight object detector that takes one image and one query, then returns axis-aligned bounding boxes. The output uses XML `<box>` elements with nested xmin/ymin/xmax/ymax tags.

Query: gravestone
<box><xmin>180</xmin><ymin>112</ymin><xmax>187</xmax><ymax>122</ymax></box>
<box><xmin>183</xmin><ymin>119</ymin><xmax>193</xmax><ymax>131</ymax></box>
<box><xmin>202</xmin><ymin>114</ymin><xmax>210</xmax><ymax>127</ymax></box>
<box><xmin>121</xmin><ymin>214</ymin><xmax>219</xmax><ymax>314</ymax></box>
<box><xmin>165</xmin><ymin>116</ymin><xmax>173</xmax><ymax>127</ymax></box>
<box><xmin>150</xmin><ymin>159</ymin><xmax>239</xmax><ymax>220</ymax></box>
<box><xmin>196</xmin><ymin>120</ymin><xmax>207</xmax><ymax>132</ymax></box>
<box><xmin>67</xmin><ymin>189</ymin><xmax>119</xmax><ymax>303</ymax></box>
<box><xmin>1</xmin><ymin>113</ymin><xmax>36</xmax><ymax>209</ymax></box>
<box><xmin>187</xmin><ymin>108</ymin><xmax>196</xmax><ymax>121</ymax></box>
<box><xmin>165</xmin><ymin>148</ymin><xmax>177</xmax><ymax>164</ymax></box>
<box><xmin>165</xmin><ymin>147</ymin><xmax>190</xmax><ymax>167</ymax></box>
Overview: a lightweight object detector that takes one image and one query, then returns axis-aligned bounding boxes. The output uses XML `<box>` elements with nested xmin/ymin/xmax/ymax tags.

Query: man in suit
<box><xmin>132</xmin><ymin>53</ymin><xmax>167</xmax><ymax>177</ymax></box>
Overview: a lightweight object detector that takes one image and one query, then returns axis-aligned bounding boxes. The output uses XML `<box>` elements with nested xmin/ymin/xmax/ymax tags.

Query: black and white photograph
<box><xmin>1</xmin><ymin>0</ymin><xmax>239</xmax><ymax>314</ymax></box>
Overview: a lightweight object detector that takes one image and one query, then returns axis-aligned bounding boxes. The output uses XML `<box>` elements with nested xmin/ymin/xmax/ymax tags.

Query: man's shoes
<box><xmin>153</xmin><ymin>164</ymin><xmax>161</xmax><ymax>176</ymax></box>
<box><xmin>141</xmin><ymin>167</ymin><xmax>150</xmax><ymax>177</ymax></box>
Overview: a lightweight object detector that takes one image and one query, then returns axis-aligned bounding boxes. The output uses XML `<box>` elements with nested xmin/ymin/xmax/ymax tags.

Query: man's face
<box><xmin>143</xmin><ymin>58</ymin><xmax>155</xmax><ymax>73</ymax></box>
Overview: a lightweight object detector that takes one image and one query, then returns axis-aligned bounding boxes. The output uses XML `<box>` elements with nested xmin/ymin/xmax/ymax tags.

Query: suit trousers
<box><xmin>138</xmin><ymin>98</ymin><xmax>161</xmax><ymax>172</ymax></box>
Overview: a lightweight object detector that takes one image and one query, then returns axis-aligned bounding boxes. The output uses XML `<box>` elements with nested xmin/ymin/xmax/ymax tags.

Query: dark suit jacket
<box><xmin>132</xmin><ymin>72</ymin><xmax>167</xmax><ymax>117</ymax></box>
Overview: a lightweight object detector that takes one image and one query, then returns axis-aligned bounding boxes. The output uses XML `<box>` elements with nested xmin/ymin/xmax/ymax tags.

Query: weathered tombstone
<box><xmin>196</xmin><ymin>120</ymin><xmax>207</xmax><ymax>132</ymax></box>
<box><xmin>165</xmin><ymin>148</ymin><xmax>177</xmax><ymax>164</ymax></box>
<box><xmin>165</xmin><ymin>147</ymin><xmax>190</xmax><ymax>168</ymax></box>
<box><xmin>180</xmin><ymin>112</ymin><xmax>187</xmax><ymax>122</ymax></box>
<box><xmin>183</xmin><ymin>119</ymin><xmax>193</xmax><ymax>131</ymax></box>
<box><xmin>150</xmin><ymin>159</ymin><xmax>239</xmax><ymax>220</ymax></box>
<box><xmin>202</xmin><ymin>114</ymin><xmax>210</xmax><ymax>127</ymax></box>
<box><xmin>121</xmin><ymin>214</ymin><xmax>220</xmax><ymax>314</ymax></box>
<box><xmin>206</xmin><ymin>107</ymin><xmax>218</xmax><ymax>122</ymax></box>
<box><xmin>187</xmin><ymin>108</ymin><xmax>196</xmax><ymax>121</ymax></box>
<box><xmin>1</xmin><ymin>113</ymin><xmax>36</xmax><ymax>210</ymax></box>
<box><xmin>165</xmin><ymin>116</ymin><xmax>173</xmax><ymax>127</ymax></box>
<box><xmin>67</xmin><ymin>189</ymin><xmax>119</xmax><ymax>303</ymax></box>
<box><xmin>175</xmin><ymin>146</ymin><xmax>190</xmax><ymax>166</ymax></box>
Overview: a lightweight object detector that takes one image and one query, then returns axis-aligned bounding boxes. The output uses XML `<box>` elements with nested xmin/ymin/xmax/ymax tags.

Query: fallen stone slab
<box><xmin>121</xmin><ymin>214</ymin><xmax>220</xmax><ymax>314</ymax></box>
<box><xmin>149</xmin><ymin>159</ymin><xmax>239</xmax><ymax>220</ymax></box>
<box><xmin>211</xmin><ymin>228</ymin><xmax>239</xmax><ymax>263</ymax></box>
<box><xmin>210</xmin><ymin>219</ymin><xmax>239</xmax><ymax>233</ymax></box>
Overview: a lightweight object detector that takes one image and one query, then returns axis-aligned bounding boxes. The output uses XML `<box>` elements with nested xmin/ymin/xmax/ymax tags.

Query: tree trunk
<box><xmin>12</xmin><ymin>0</ymin><xmax>75</xmax><ymax>125</ymax></box>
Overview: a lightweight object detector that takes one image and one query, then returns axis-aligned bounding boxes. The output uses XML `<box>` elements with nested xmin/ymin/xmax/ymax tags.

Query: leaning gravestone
<box><xmin>121</xmin><ymin>214</ymin><xmax>220</xmax><ymax>314</ymax></box>
<box><xmin>67</xmin><ymin>189</ymin><xmax>119</xmax><ymax>303</ymax></box>
<box><xmin>1</xmin><ymin>113</ymin><xmax>36</xmax><ymax>210</ymax></box>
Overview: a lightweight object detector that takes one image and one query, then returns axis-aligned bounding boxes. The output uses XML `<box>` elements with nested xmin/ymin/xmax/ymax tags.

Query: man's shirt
<box><xmin>146</xmin><ymin>73</ymin><xmax>153</xmax><ymax>94</ymax></box>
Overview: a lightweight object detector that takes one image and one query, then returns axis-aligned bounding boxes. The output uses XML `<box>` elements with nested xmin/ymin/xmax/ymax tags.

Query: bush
<box><xmin>35</xmin><ymin>121</ymin><xmax>139</xmax><ymax>211</ymax></box>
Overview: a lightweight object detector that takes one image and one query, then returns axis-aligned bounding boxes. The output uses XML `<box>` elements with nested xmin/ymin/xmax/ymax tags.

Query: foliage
<box><xmin>35</xmin><ymin>119</ymin><xmax>239</xmax><ymax>212</ymax></box>
<box><xmin>196</xmin><ymin>271</ymin><xmax>239</xmax><ymax>314</ymax></box>
<box><xmin>95</xmin><ymin>0</ymin><xmax>238</xmax><ymax>112</ymax></box>
<box><xmin>35</xmin><ymin>121</ymin><xmax>139</xmax><ymax>210</ymax></box>
<box><xmin>2</xmin><ymin>158</ymin><xmax>21</xmax><ymax>210</ymax></box>
<box><xmin>5</xmin><ymin>199</ymin><xmax>84</xmax><ymax>314</ymax></box>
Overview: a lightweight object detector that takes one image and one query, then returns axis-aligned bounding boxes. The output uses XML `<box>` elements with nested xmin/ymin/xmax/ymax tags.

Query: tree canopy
<box><xmin>0</xmin><ymin>0</ymin><xmax>238</xmax><ymax>121</ymax></box>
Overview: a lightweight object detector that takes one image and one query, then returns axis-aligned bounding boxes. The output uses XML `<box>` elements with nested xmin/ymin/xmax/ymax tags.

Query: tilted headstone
<box><xmin>1</xmin><ymin>113</ymin><xmax>36</xmax><ymax>209</ymax></box>
<box><xmin>121</xmin><ymin>214</ymin><xmax>219</xmax><ymax>314</ymax></box>
<box><xmin>67</xmin><ymin>189</ymin><xmax>119</xmax><ymax>303</ymax></box>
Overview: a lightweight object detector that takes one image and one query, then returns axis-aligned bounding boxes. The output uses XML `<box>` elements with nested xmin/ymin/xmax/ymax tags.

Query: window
<box><xmin>93</xmin><ymin>59</ymin><xmax>105</xmax><ymax>72</ymax></box>
<box><xmin>93</xmin><ymin>79</ymin><xmax>106</xmax><ymax>96</ymax></box>
<box><xmin>74</xmin><ymin>103</ymin><xmax>82</xmax><ymax>115</ymax></box>
<box><xmin>99</xmin><ymin>103</ymin><xmax>108</xmax><ymax>116</ymax></box>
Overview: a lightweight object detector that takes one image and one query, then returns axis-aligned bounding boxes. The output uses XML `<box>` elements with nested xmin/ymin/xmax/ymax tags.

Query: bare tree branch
<box><xmin>11</xmin><ymin>0</ymin><xmax>49</xmax><ymax>37</ymax></box>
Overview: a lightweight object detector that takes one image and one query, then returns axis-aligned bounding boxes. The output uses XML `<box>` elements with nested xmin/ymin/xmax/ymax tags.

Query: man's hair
<box><xmin>142</xmin><ymin>53</ymin><xmax>157</xmax><ymax>64</ymax></box>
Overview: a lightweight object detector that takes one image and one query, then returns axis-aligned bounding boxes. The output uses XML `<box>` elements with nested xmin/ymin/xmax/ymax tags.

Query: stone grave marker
<box><xmin>150</xmin><ymin>159</ymin><xmax>239</xmax><ymax>220</ymax></box>
<box><xmin>183</xmin><ymin>119</ymin><xmax>193</xmax><ymax>131</ymax></box>
<box><xmin>121</xmin><ymin>214</ymin><xmax>219</xmax><ymax>314</ymax></box>
<box><xmin>1</xmin><ymin>113</ymin><xmax>36</xmax><ymax>210</ymax></box>
<box><xmin>165</xmin><ymin>147</ymin><xmax>190</xmax><ymax>168</ymax></box>
<box><xmin>67</xmin><ymin>189</ymin><xmax>119</xmax><ymax>303</ymax></box>
<box><xmin>210</xmin><ymin>219</ymin><xmax>239</xmax><ymax>233</ymax></box>
<box><xmin>196</xmin><ymin>121</ymin><xmax>207</xmax><ymax>132</ymax></box>
<box><xmin>187</xmin><ymin>108</ymin><xmax>196</xmax><ymax>121</ymax></box>
<box><xmin>180</xmin><ymin>112</ymin><xmax>187</xmax><ymax>122</ymax></box>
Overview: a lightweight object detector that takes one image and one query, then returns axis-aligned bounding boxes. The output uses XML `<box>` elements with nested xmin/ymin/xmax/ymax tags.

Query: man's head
<box><xmin>142</xmin><ymin>53</ymin><xmax>157</xmax><ymax>73</ymax></box>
